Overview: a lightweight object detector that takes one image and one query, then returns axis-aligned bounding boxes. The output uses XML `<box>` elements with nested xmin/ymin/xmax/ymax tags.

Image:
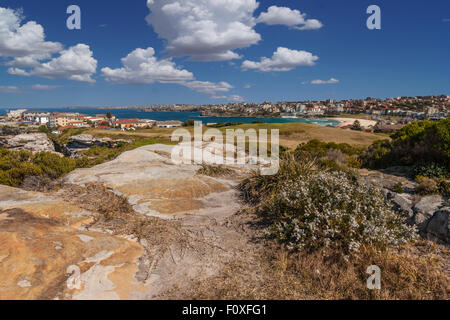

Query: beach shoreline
<box><xmin>326</xmin><ymin>117</ymin><xmax>378</xmax><ymax>128</ymax></box>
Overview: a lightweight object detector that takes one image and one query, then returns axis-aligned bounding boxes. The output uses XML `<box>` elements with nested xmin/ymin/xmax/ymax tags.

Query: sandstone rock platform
<box><xmin>0</xmin><ymin>144</ymin><xmax>258</xmax><ymax>300</ymax></box>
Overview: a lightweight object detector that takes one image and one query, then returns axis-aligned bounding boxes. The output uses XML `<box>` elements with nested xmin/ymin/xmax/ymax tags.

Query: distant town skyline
<box><xmin>0</xmin><ymin>0</ymin><xmax>449</xmax><ymax>108</ymax></box>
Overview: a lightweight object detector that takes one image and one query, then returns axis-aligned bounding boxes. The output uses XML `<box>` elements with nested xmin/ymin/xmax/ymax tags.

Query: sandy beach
<box><xmin>328</xmin><ymin>117</ymin><xmax>378</xmax><ymax>128</ymax></box>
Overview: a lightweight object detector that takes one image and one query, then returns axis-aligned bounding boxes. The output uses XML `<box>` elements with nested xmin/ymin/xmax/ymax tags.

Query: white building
<box><xmin>22</xmin><ymin>110</ymin><xmax>51</xmax><ymax>125</ymax></box>
<box><xmin>6</xmin><ymin>109</ymin><xmax>27</xmax><ymax>120</ymax></box>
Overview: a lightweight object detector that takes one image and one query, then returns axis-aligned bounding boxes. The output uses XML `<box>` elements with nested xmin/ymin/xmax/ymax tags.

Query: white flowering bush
<box><xmin>257</xmin><ymin>170</ymin><xmax>416</xmax><ymax>254</ymax></box>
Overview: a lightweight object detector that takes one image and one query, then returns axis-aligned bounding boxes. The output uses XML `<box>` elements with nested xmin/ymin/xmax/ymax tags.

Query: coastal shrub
<box><xmin>438</xmin><ymin>180</ymin><xmax>450</xmax><ymax>197</ymax></box>
<box><xmin>240</xmin><ymin>154</ymin><xmax>416</xmax><ymax>256</ymax></box>
<box><xmin>183</xmin><ymin>119</ymin><xmax>196</xmax><ymax>127</ymax></box>
<box><xmin>263</xmin><ymin>171</ymin><xmax>415</xmax><ymax>254</ymax></box>
<box><xmin>393</xmin><ymin>182</ymin><xmax>404</xmax><ymax>194</ymax></box>
<box><xmin>0</xmin><ymin>149</ymin><xmax>84</xmax><ymax>187</ymax></box>
<box><xmin>415</xmin><ymin>176</ymin><xmax>439</xmax><ymax>195</ymax></box>
<box><xmin>296</xmin><ymin>139</ymin><xmax>364</xmax><ymax>157</ymax></box>
<box><xmin>295</xmin><ymin>139</ymin><xmax>364</xmax><ymax>168</ymax></box>
<box><xmin>363</xmin><ymin>119</ymin><xmax>450</xmax><ymax>171</ymax></box>
<box><xmin>412</xmin><ymin>162</ymin><xmax>447</xmax><ymax>179</ymax></box>
<box><xmin>0</xmin><ymin>135</ymin><xmax>166</xmax><ymax>188</ymax></box>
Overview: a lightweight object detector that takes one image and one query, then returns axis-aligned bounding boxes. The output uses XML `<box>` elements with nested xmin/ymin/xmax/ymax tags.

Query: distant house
<box><xmin>22</xmin><ymin>110</ymin><xmax>51</xmax><ymax>125</ymax></box>
<box><xmin>70</xmin><ymin>121</ymin><xmax>89</xmax><ymax>128</ymax></box>
<box><xmin>113</xmin><ymin>119</ymin><xmax>140</xmax><ymax>129</ymax></box>
<box><xmin>7</xmin><ymin>109</ymin><xmax>27</xmax><ymax>120</ymax></box>
<box><xmin>156</xmin><ymin>120</ymin><xmax>183</xmax><ymax>128</ymax></box>
<box><xmin>49</xmin><ymin>112</ymin><xmax>84</xmax><ymax>128</ymax></box>
<box><xmin>136</xmin><ymin>119</ymin><xmax>156</xmax><ymax>128</ymax></box>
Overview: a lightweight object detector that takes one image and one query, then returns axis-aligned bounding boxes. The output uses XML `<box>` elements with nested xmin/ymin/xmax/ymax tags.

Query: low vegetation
<box><xmin>228</xmin><ymin>140</ymin><xmax>448</xmax><ymax>300</ymax></box>
<box><xmin>183</xmin><ymin>242</ymin><xmax>449</xmax><ymax>300</ymax></box>
<box><xmin>196</xmin><ymin>164</ymin><xmax>234</xmax><ymax>177</ymax></box>
<box><xmin>0</xmin><ymin>135</ymin><xmax>166</xmax><ymax>188</ymax></box>
<box><xmin>362</xmin><ymin>119</ymin><xmax>449</xmax><ymax>196</ymax></box>
<box><xmin>240</xmin><ymin>153</ymin><xmax>416</xmax><ymax>256</ymax></box>
<box><xmin>363</xmin><ymin>119</ymin><xmax>449</xmax><ymax>171</ymax></box>
<box><xmin>0</xmin><ymin>149</ymin><xmax>83</xmax><ymax>187</ymax></box>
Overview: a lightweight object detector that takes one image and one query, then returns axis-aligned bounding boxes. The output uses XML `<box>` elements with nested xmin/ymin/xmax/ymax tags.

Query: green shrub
<box><xmin>0</xmin><ymin>149</ymin><xmax>84</xmax><ymax>187</ymax></box>
<box><xmin>296</xmin><ymin>139</ymin><xmax>364</xmax><ymax>158</ymax></box>
<box><xmin>412</xmin><ymin>163</ymin><xmax>447</xmax><ymax>179</ymax></box>
<box><xmin>183</xmin><ymin>119</ymin><xmax>196</xmax><ymax>127</ymax></box>
<box><xmin>240</xmin><ymin>155</ymin><xmax>416</xmax><ymax>256</ymax></box>
<box><xmin>438</xmin><ymin>180</ymin><xmax>450</xmax><ymax>197</ymax></box>
<box><xmin>415</xmin><ymin>176</ymin><xmax>439</xmax><ymax>195</ymax></box>
<box><xmin>363</xmin><ymin>119</ymin><xmax>450</xmax><ymax>171</ymax></box>
<box><xmin>393</xmin><ymin>182</ymin><xmax>404</xmax><ymax>194</ymax></box>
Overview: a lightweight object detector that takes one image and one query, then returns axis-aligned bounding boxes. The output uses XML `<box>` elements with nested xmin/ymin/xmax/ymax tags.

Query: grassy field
<box><xmin>87</xmin><ymin>122</ymin><xmax>387</xmax><ymax>149</ymax></box>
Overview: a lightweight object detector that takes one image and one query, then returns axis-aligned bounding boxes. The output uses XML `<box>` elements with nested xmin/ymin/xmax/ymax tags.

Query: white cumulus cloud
<box><xmin>9</xmin><ymin>44</ymin><xmax>97</xmax><ymax>83</ymax></box>
<box><xmin>101</xmin><ymin>47</ymin><xmax>194</xmax><ymax>84</ymax></box>
<box><xmin>102</xmin><ymin>47</ymin><xmax>235</xmax><ymax>97</ymax></box>
<box><xmin>242</xmin><ymin>47</ymin><xmax>318</xmax><ymax>72</ymax></box>
<box><xmin>303</xmin><ymin>78</ymin><xmax>339</xmax><ymax>85</ymax></box>
<box><xmin>0</xmin><ymin>7</ymin><xmax>62</xmax><ymax>63</ymax></box>
<box><xmin>182</xmin><ymin>80</ymin><xmax>233</xmax><ymax>95</ymax></box>
<box><xmin>1</xmin><ymin>7</ymin><xmax>97</xmax><ymax>83</ymax></box>
<box><xmin>257</xmin><ymin>6</ymin><xmax>323</xmax><ymax>30</ymax></box>
<box><xmin>145</xmin><ymin>0</ymin><xmax>261</xmax><ymax>61</ymax></box>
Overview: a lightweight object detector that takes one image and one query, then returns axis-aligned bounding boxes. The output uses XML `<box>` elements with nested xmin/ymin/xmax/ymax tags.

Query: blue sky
<box><xmin>0</xmin><ymin>0</ymin><xmax>449</xmax><ymax>108</ymax></box>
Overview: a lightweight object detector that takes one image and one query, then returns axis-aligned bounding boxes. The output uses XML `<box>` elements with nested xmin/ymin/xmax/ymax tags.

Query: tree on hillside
<box><xmin>106</xmin><ymin>112</ymin><xmax>112</xmax><ymax>119</ymax></box>
<box><xmin>352</xmin><ymin>120</ymin><xmax>362</xmax><ymax>131</ymax></box>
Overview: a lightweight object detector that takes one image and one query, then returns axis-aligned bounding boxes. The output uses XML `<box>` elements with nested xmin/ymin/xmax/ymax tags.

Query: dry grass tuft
<box><xmin>197</xmin><ymin>164</ymin><xmax>234</xmax><ymax>177</ymax></box>
<box><xmin>181</xmin><ymin>241</ymin><xmax>449</xmax><ymax>300</ymax></box>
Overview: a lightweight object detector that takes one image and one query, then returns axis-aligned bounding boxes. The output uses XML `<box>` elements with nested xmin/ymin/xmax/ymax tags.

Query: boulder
<box><xmin>2</xmin><ymin>133</ymin><xmax>55</xmax><ymax>153</ymax></box>
<box><xmin>426</xmin><ymin>207</ymin><xmax>449</xmax><ymax>243</ymax></box>
<box><xmin>64</xmin><ymin>135</ymin><xmax>132</xmax><ymax>157</ymax></box>
<box><xmin>358</xmin><ymin>169</ymin><xmax>418</xmax><ymax>194</ymax></box>
<box><xmin>391</xmin><ymin>193</ymin><xmax>414</xmax><ymax>218</ymax></box>
<box><xmin>70</xmin><ymin>134</ymin><xmax>95</xmax><ymax>144</ymax></box>
<box><xmin>413</xmin><ymin>195</ymin><xmax>444</xmax><ymax>232</ymax></box>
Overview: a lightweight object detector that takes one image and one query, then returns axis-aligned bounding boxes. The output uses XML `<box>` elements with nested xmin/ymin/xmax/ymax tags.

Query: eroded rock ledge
<box><xmin>0</xmin><ymin>144</ymin><xmax>254</xmax><ymax>300</ymax></box>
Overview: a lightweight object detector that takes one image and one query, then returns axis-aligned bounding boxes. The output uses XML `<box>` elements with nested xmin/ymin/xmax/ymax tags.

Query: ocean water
<box><xmin>0</xmin><ymin>108</ymin><xmax>339</xmax><ymax>126</ymax></box>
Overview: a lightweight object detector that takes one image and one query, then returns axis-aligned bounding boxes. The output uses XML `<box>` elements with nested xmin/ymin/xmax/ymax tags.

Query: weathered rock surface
<box><xmin>412</xmin><ymin>195</ymin><xmax>444</xmax><ymax>231</ymax></box>
<box><xmin>64</xmin><ymin>134</ymin><xmax>131</xmax><ymax>157</ymax></box>
<box><xmin>0</xmin><ymin>133</ymin><xmax>56</xmax><ymax>153</ymax></box>
<box><xmin>0</xmin><ymin>185</ymin><xmax>145</xmax><ymax>300</ymax></box>
<box><xmin>391</xmin><ymin>193</ymin><xmax>414</xmax><ymax>218</ymax></box>
<box><xmin>360</xmin><ymin>169</ymin><xmax>449</xmax><ymax>244</ymax></box>
<box><xmin>426</xmin><ymin>207</ymin><xmax>449</xmax><ymax>243</ymax></box>
<box><xmin>64</xmin><ymin>144</ymin><xmax>241</xmax><ymax>219</ymax></box>
<box><xmin>359</xmin><ymin>168</ymin><xmax>418</xmax><ymax>193</ymax></box>
<box><xmin>0</xmin><ymin>144</ymin><xmax>257</xmax><ymax>300</ymax></box>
